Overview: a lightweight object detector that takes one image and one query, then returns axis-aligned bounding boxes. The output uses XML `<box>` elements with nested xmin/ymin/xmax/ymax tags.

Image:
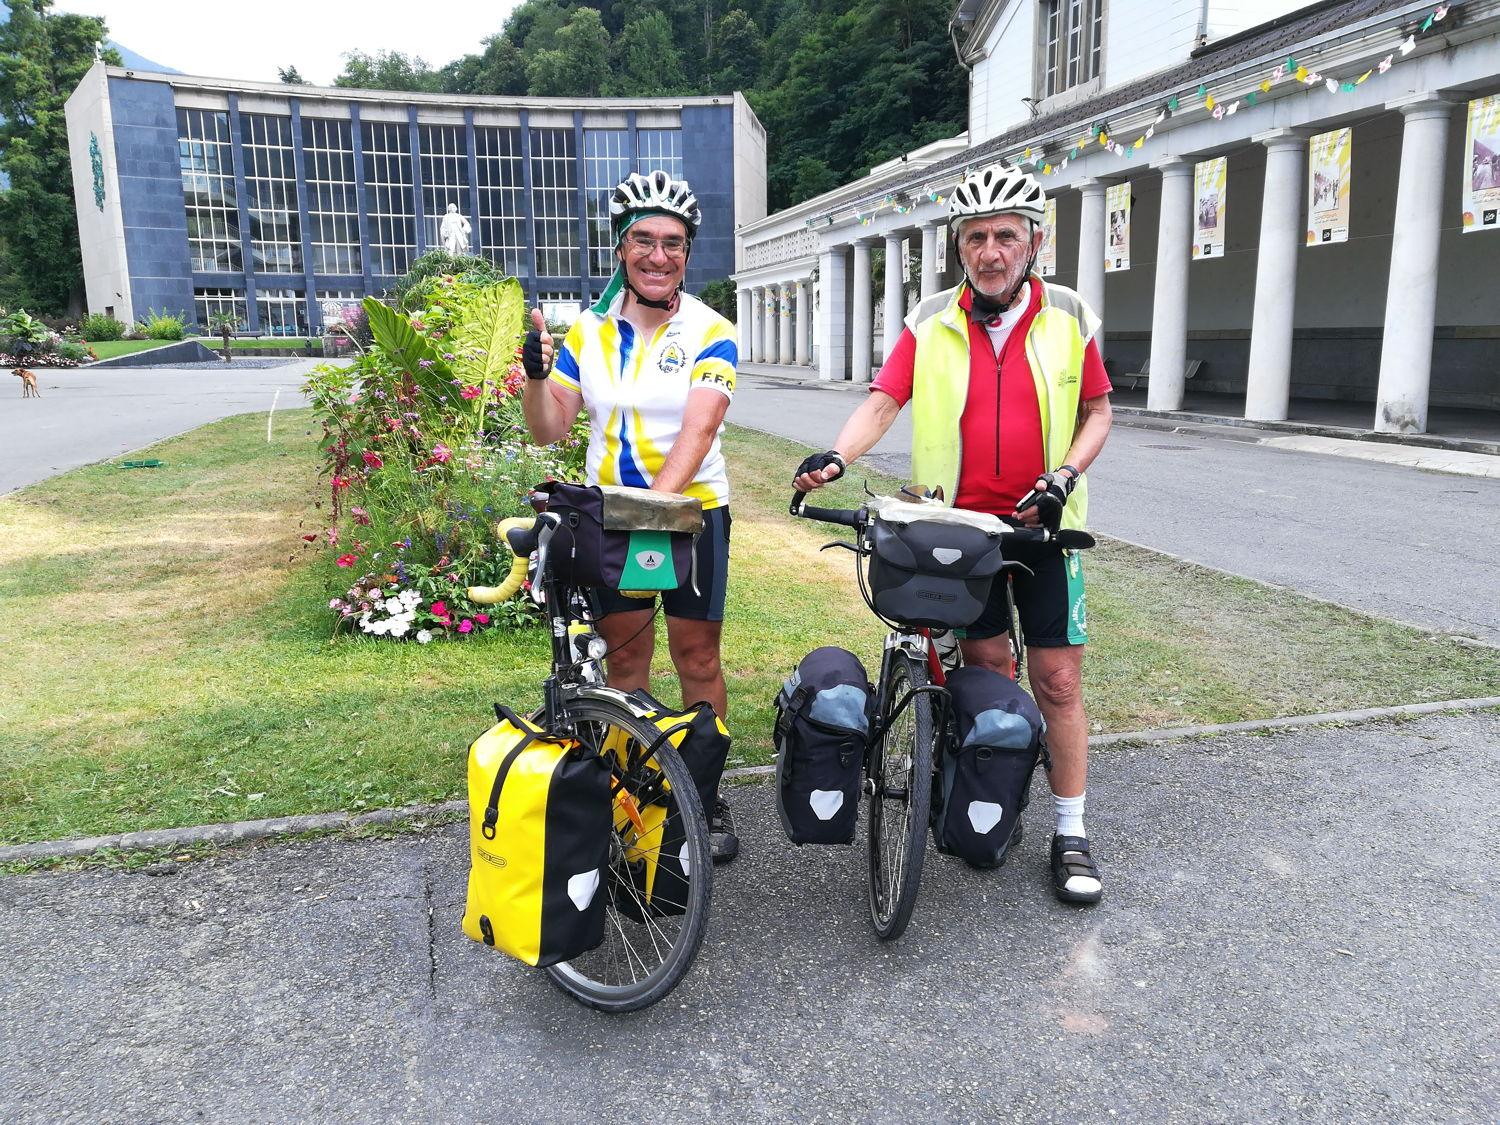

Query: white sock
<box><xmin>1054</xmin><ymin>792</ymin><xmax>1086</xmax><ymax>839</ymax></box>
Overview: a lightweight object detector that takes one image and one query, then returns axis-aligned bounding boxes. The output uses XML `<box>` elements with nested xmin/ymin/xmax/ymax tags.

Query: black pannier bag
<box><xmin>539</xmin><ymin>481</ymin><xmax>703</xmax><ymax>592</ymax></box>
<box><xmin>774</xmin><ymin>647</ymin><xmax>873</xmax><ymax>845</ymax></box>
<box><xmin>932</xmin><ymin>665</ymin><xmax>1048</xmax><ymax>868</ymax></box>
<box><xmin>865</xmin><ymin>500</ymin><xmax>1006</xmax><ymax>630</ymax></box>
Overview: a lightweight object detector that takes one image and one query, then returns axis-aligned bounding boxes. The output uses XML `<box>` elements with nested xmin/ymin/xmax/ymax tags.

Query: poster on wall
<box><xmin>936</xmin><ymin>224</ymin><xmax>948</xmax><ymax>274</ymax></box>
<box><xmin>1038</xmin><ymin>197</ymin><xmax>1058</xmax><ymax>275</ymax></box>
<box><xmin>1462</xmin><ymin>94</ymin><xmax>1500</xmax><ymax>234</ymax></box>
<box><xmin>1193</xmin><ymin>157</ymin><xmax>1228</xmax><ymax>259</ymax></box>
<box><xmin>901</xmin><ymin>237</ymin><xmax>912</xmax><ymax>282</ymax></box>
<box><xmin>1105</xmin><ymin>182</ymin><xmax>1131</xmax><ymax>271</ymax></box>
<box><xmin>1307</xmin><ymin>128</ymin><xmax>1352</xmax><ymax>246</ymax></box>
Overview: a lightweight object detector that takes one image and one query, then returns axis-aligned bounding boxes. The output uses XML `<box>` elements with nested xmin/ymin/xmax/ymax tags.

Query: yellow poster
<box><xmin>1193</xmin><ymin>157</ymin><xmax>1227</xmax><ymax>259</ymax></box>
<box><xmin>1105</xmin><ymin>182</ymin><xmax>1131</xmax><ymax>271</ymax></box>
<box><xmin>1038</xmin><ymin>196</ymin><xmax>1058</xmax><ymax>275</ymax></box>
<box><xmin>1462</xmin><ymin>94</ymin><xmax>1500</xmax><ymax>234</ymax></box>
<box><xmin>1307</xmin><ymin>128</ymin><xmax>1351</xmax><ymax>246</ymax></box>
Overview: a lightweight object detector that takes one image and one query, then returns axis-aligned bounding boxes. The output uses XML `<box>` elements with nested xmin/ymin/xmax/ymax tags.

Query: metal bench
<box><xmin>1123</xmin><ymin>357</ymin><xmax>1203</xmax><ymax>392</ymax></box>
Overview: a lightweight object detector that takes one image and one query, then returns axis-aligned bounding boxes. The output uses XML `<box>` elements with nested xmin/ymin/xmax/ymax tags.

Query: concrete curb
<box><xmin>1110</xmin><ymin>405</ymin><xmax>1500</xmax><ymax>458</ymax></box>
<box><xmin>5</xmin><ymin>696</ymin><xmax>1497</xmax><ymax>865</ymax></box>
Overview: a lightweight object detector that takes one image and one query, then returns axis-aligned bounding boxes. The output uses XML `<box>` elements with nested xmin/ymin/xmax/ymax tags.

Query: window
<box><xmin>257</xmin><ymin>287</ymin><xmax>308</xmax><ymax>336</ymax></box>
<box><xmin>240</xmin><ymin>114</ymin><xmax>301</xmax><ymax>273</ymax></box>
<box><xmin>193</xmin><ymin>287</ymin><xmax>247</xmax><ymax>331</ymax></box>
<box><xmin>361</xmin><ymin>120</ymin><xmax>417</xmax><ymax>276</ymax></box>
<box><xmin>584</xmin><ymin>129</ymin><xmax>631</xmax><ymax>277</ymax></box>
<box><xmin>538</xmin><ymin>290</ymin><xmax>582</xmax><ymax>328</ymax></box>
<box><xmin>530</xmin><ymin>127</ymin><xmax>579</xmax><ymax>279</ymax></box>
<box><xmin>420</xmin><ymin>124</ymin><xmax>470</xmax><ymax>252</ymax></box>
<box><xmin>636</xmin><ymin>128</ymin><xmax>683</xmax><ymax>179</ymax></box>
<box><xmin>1040</xmin><ymin>0</ymin><xmax>1104</xmax><ymax>98</ymax></box>
<box><xmin>177</xmin><ymin>109</ymin><xmax>241</xmax><ymax>272</ymax></box>
<box><xmin>475</xmin><ymin>126</ymin><xmax>526</xmax><ymax>276</ymax></box>
<box><xmin>302</xmin><ymin>117</ymin><xmax>361</xmax><ymax>276</ymax></box>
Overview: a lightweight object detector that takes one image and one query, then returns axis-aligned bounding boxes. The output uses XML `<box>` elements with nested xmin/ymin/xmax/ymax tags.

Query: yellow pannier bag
<box><xmin>461</xmin><ymin>705</ymin><xmax>612</xmax><ymax>967</ymax></box>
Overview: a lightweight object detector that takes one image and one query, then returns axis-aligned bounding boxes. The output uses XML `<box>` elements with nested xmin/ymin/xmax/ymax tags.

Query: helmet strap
<box><xmin>624</xmin><ymin>276</ymin><xmax>680</xmax><ymax>312</ymax></box>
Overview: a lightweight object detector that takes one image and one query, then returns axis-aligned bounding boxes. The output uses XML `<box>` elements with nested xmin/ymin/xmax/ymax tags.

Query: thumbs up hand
<box><xmin>522</xmin><ymin>307</ymin><xmax>554</xmax><ymax>381</ymax></box>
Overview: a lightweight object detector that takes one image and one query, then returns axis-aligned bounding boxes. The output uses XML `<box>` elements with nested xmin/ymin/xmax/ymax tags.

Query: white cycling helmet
<box><xmin>609</xmin><ymin>170</ymin><xmax>702</xmax><ymax>241</ymax></box>
<box><xmin>947</xmin><ymin>163</ymin><xmax>1047</xmax><ymax>230</ymax></box>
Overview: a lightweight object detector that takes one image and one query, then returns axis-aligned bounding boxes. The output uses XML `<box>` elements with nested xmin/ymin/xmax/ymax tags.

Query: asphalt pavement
<box><xmin>2</xmin><ymin>710</ymin><xmax>1495</xmax><ymax>1121</ymax></box>
<box><xmin>0</xmin><ymin>359</ymin><xmax>318</xmax><ymax>494</ymax></box>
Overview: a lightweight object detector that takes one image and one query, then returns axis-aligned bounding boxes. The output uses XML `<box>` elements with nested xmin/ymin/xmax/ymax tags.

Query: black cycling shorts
<box><xmin>590</xmin><ymin>506</ymin><xmax>732</xmax><ymax>623</ymax></box>
<box><xmin>958</xmin><ymin>540</ymin><xmax>1088</xmax><ymax>647</ymax></box>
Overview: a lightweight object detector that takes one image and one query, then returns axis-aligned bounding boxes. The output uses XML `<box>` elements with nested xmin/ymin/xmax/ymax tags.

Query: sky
<box><xmin>54</xmin><ymin>0</ymin><xmax>525</xmax><ymax>86</ymax></box>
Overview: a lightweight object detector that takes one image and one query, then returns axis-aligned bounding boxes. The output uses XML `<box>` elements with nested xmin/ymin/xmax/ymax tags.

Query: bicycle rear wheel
<box><xmin>544</xmin><ymin>693</ymin><xmax>712</xmax><ymax>1012</ymax></box>
<box><xmin>866</xmin><ymin>650</ymin><xmax>934</xmax><ymax>941</ymax></box>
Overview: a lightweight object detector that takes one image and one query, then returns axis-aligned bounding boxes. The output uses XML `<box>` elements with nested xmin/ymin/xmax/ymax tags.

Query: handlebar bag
<box><xmin>774</xmin><ymin>647</ymin><xmax>873</xmax><ymax>845</ymax></box>
<box><xmin>867</xmin><ymin>510</ymin><xmax>1005</xmax><ymax>630</ymax></box>
<box><xmin>605</xmin><ymin>694</ymin><xmax>730</xmax><ymax>921</ymax></box>
<box><xmin>462</xmin><ymin>705</ymin><xmax>612</xmax><ymax>967</ymax></box>
<box><xmin>932</xmin><ymin>666</ymin><xmax>1048</xmax><ymax>868</ymax></box>
<box><xmin>540</xmin><ymin>481</ymin><xmax>703</xmax><ymax>592</ymax></box>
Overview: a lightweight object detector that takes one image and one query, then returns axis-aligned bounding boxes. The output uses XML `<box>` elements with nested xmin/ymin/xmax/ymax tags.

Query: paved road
<box><xmin>0</xmin><ymin>360</ymin><xmax>318</xmax><ymax>494</ymax></box>
<box><xmin>730</xmin><ymin>374</ymin><xmax>1500</xmax><ymax>644</ymax></box>
<box><xmin>2</xmin><ymin>711</ymin><xmax>1495</xmax><ymax>1121</ymax></box>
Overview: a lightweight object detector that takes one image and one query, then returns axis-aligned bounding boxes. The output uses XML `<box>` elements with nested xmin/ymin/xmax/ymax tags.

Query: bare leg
<box><xmin>665</xmin><ymin>616</ymin><xmax>726</xmax><ymax>718</ymax></box>
<box><xmin>1026</xmin><ymin>644</ymin><xmax>1087</xmax><ymax>799</ymax></box>
<box><xmin>596</xmin><ymin>607</ymin><xmax>656</xmax><ymax>695</ymax></box>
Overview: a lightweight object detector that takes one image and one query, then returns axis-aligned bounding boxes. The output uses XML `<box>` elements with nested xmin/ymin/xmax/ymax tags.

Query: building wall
<box><xmin>64</xmin><ymin>63</ymin><xmax>132</xmax><ymax>322</ymax></box>
<box><xmin>969</xmin><ymin>1</ymin><xmax>1037</xmax><ymax>145</ymax></box>
<box><xmin>731</xmin><ymin>92</ymin><xmax>768</xmax><ymax>268</ymax></box>
<box><xmin>1103</xmin><ymin>0</ymin><xmax>1201</xmax><ymax>90</ymax></box>
<box><xmin>682</xmin><ymin>103</ymin><xmax>737</xmax><ymax>291</ymax></box>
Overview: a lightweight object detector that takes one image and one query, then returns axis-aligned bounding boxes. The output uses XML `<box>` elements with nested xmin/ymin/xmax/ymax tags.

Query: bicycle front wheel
<box><xmin>866</xmin><ymin>650</ymin><xmax>934</xmax><ymax>941</ymax></box>
<box><xmin>544</xmin><ymin>692</ymin><xmax>712</xmax><ymax>1013</ymax></box>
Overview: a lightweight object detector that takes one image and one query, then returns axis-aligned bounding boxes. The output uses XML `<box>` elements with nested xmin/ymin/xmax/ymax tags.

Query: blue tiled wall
<box><xmin>681</xmin><ymin>105</ymin><xmax>735</xmax><ymax>296</ymax></box>
<box><xmin>108</xmin><ymin>78</ymin><xmax>194</xmax><ymax>323</ymax></box>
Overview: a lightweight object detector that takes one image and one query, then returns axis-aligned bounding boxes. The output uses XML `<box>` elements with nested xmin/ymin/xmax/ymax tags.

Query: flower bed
<box><xmin>304</xmin><ymin>271</ymin><xmax>586</xmax><ymax>640</ymax></box>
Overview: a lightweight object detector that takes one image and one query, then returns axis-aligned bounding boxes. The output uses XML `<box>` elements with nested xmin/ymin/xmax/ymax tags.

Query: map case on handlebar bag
<box><xmin>461</xmin><ymin>704</ymin><xmax>612</xmax><ymax>967</ymax></box>
<box><xmin>932</xmin><ymin>666</ymin><xmax>1048</xmax><ymax>868</ymax></box>
<box><xmin>774</xmin><ymin>647</ymin><xmax>874</xmax><ymax>845</ymax></box>
<box><xmin>865</xmin><ymin>500</ymin><xmax>1007</xmax><ymax>630</ymax></box>
<box><xmin>539</xmin><ymin>481</ymin><xmax>703</xmax><ymax>592</ymax></box>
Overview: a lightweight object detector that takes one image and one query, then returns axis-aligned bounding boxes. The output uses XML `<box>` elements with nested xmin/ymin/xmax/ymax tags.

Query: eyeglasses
<box><xmin>962</xmin><ymin>228</ymin><xmax>1031</xmax><ymax>249</ymax></box>
<box><xmin>624</xmin><ymin>232</ymin><xmax>689</xmax><ymax>257</ymax></box>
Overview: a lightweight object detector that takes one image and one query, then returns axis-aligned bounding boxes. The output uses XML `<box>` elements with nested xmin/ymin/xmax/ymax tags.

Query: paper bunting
<box><xmin>1206</xmin><ymin>93</ymin><xmax>1217</xmax><ymax>111</ymax></box>
<box><xmin>1259</xmin><ymin>79</ymin><xmax>1272</xmax><ymax>93</ymax></box>
<box><xmin>1246</xmin><ymin>91</ymin><xmax>1259</xmax><ymax>107</ymax></box>
<box><xmin>1168</xmin><ymin>96</ymin><xmax>1180</xmax><ymax>112</ymax></box>
<box><xmin>1400</xmin><ymin>35</ymin><xmax>1416</xmax><ymax>55</ymax></box>
<box><xmin>1197</xmin><ymin>84</ymin><xmax>1208</xmax><ymax>98</ymax></box>
<box><xmin>1326</xmin><ymin>78</ymin><xmax>1339</xmax><ymax>93</ymax></box>
<box><xmin>1379</xmin><ymin>55</ymin><xmax>1394</xmax><ymax>73</ymax></box>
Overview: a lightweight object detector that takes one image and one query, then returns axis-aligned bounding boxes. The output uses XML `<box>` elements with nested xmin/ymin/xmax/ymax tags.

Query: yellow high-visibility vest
<box><xmin>906</xmin><ymin>278</ymin><xmax>1100</xmax><ymax>531</ymax></box>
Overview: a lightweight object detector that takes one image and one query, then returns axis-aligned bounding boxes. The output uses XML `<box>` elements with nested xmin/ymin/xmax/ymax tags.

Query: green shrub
<box><xmin>56</xmin><ymin>340</ymin><xmax>95</xmax><ymax>362</ymax></box>
<box><xmin>698</xmin><ymin>278</ymin><xmax>737</xmax><ymax>321</ymax></box>
<box><xmin>81</xmin><ymin>313</ymin><xmax>126</xmax><ymax>341</ymax></box>
<box><xmin>388</xmin><ymin>250</ymin><xmax>505</xmax><ymax>313</ymax></box>
<box><xmin>138</xmin><ymin>309</ymin><xmax>187</xmax><ymax>341</ymax></box>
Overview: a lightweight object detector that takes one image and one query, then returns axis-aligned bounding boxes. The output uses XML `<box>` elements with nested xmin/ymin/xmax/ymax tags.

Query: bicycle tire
<box><xmin>866</xmin><ymin>650</ymin><xmax>934</xmax><ymax>941</ymax></box>
<box><xmin>543</xmin><ymin>692</ymin><xmax>712</xmax><ymax>1013</ymax></box>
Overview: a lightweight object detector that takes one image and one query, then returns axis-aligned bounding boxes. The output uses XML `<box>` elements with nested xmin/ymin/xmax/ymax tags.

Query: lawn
<box><xmin>2</xmin><ymin>412</ymin><xmax>1498</xmax><ymax>846</ymax></box>
<box><xmin>87</xmin><ymin>340</ymin><xmax>172</xmax><ymax>360</ymax></box>
<box><xmin>190</xmin><ymin>336</ymin><xmax>318</xmax><ymax>350</ymax></box>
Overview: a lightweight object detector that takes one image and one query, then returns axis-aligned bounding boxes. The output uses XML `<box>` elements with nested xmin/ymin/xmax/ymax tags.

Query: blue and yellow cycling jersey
<box><xmin>551</xmin><ymin>291</ymin><xmax>737</xmax><ymax>510</ymax></box>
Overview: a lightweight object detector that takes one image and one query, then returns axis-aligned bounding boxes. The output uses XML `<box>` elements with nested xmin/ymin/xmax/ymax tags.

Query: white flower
<box><xmin>383</xmin><ymin>597</ymin><xmax>403</xmax><ymax>615</ymax></box>
<box><xmin>399</xmin><ymin>589</ymin><xmax>420</xmax><ymax>607</ymax></box>
<box><xmin>389</xmin><ymin>619</ymin><xmax>410</xmax><ymax>637</ymax></box>
<box><xmin>416</xmin><ymin>629</ymin><xmax>433</xmax><ymax>644</ymax></box>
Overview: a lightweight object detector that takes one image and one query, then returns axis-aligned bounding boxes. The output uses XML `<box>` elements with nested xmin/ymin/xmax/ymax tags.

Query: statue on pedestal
<box><xmin>440</xmin><ymin>202</ymin><xmax>472</xmax><ymax>255</ymax></box>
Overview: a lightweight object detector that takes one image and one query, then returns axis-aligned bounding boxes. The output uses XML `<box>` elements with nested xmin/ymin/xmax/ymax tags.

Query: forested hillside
<box><xmin>330</xmin><ymin>0</ymin><xmax>968</xmax><ymax>212</ymax></box>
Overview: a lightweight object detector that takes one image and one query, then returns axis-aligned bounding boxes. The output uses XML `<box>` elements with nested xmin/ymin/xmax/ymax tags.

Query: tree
<box><xmin>438</xmin><ymin>34</ymin><xmax>528</xmax><ymax>96</ymax></box>
<box><xmin>277</xmin><ymin>65</ymin><xmax>306</xmax><ymax>85</ymax></box>
<box><xmin>706</xmin><ymin>9</ymin><xmax>762</xmax><ymax>95</ymax></box>
<box><xmin>607</xmin><ymin>11</ymin><xmax>682</xmax><ymax>97</ymax></box>
<box><xmin>526</xmin><ymin>7</ymin><xmax>612</xmax><ymax>97</ymax></box>
<box><xmin>334</xmin><ymin>49</ymin><xmax>440</xmax><ymax>92</ymax></box>
<box><xmin>0</xmin><ymin>0</ymin><xmax>121</xmax><ymax>315</ymax></box>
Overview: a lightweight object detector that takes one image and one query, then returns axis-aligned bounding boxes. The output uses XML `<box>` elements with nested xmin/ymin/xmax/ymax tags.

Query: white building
<box><xmin>735</xmin><ymin>0</ymin><xmax>1500</xmax><ymax>434</ymax></box>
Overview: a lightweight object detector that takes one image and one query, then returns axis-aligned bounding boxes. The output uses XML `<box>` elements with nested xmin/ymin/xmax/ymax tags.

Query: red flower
<box><xmin>362</xmin><ymin>450</ymin><xmax>384</xmax><ymax>469</ymax></box>
<box><xmin>335</xmin><ymin>553</ymin><xmax>358</xmax><ymax>568</ymax></box>
<box><xmin>460</xmin><ymin>385</ymin><xmax>481</xmax><ymax>400</ymax></box>
<box><xmin>473</xmin><ymin>613</ymin><xmax>490</xmax><ymax>625</ymax></box>
<box><xmin>430</xmin><ymin>601</ymin><xmax>449</xmax><ymax>617</ymax></box>
<box><xmin>331</xmin><ymin>475</ymin><xmax>351</xmax><ymax>490</ymax></box>
<box><xmin>301</xmin><ymin>533</ymin><xmax>318</xmax><ymax>542</ymax></box>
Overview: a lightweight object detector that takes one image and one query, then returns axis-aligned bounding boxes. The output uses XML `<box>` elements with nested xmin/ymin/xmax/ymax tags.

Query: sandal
<box><xmin>1050</xmin><ymin>834</ymin><xmax>1103</xmax><ymax>905</ymax></box>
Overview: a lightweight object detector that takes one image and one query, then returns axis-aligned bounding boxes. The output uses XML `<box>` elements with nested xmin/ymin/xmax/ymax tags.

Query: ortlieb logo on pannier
<box><xmin>538</xmin><ymin>480</ymin><xmax>703</xmax><ymax>592</ymax></box>
<box><xmin>461</xmin><ymin>704</ymin><xmax>612</xmax><ymax>968</ymax></box>
<box><xmin>866</xmin><ymin>506</ymin><xmax>1005</xmax><ymax>630</ymax></box>
<box><xmin>932</xmin><ymin>666</ymin><xmax>1048</xmax><ymax>869</ymax></box>
<box><xmin>774</xmin><ymin>647</ymin><xmax>873</xmax><ymax>845</ymax></box>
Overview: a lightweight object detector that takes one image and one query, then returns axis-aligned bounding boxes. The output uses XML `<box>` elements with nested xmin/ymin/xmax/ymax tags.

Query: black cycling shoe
<box><xmin>1050</xmin><ymin>833</ymin><xmax>1103</xmax><ymax>905</ymax></box>
<box><xmin>709</xmin><ymin>797</ymin><xmax>740</xmax><ymax>864</ymax></box>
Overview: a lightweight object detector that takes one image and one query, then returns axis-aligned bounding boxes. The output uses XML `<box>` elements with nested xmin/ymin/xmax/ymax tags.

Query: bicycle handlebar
<box><xmin>788</xmin><ymin>489</ymin><xmax>863</xmax><ymax>527</ymax></box>
<box><xmin>789</xmin><ymin>488</ymin><xmax>1095</xmax><ymax>550</ymax></box>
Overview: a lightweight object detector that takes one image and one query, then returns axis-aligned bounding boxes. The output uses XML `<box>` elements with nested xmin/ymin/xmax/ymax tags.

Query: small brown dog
<box><xmin>13</xmin><ymin>367</ymin><xmax>39</xmax><ymax>398</ymax></box>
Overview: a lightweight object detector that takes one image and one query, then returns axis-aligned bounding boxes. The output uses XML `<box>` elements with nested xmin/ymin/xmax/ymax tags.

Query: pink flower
<box><xmin>350</xmin><ymin>506</ymin><xmax>371</xmax><ymax>526</ymax></box>
<box><xmin>473</xmin><ymin>613</ymin><xmax>490</xmax><ymax>625</ymax></box>
<box><xmin>458</xmin><ymin>619</ymin><xmax>474</xmax><ymax>634</ymax></box>
<box><xmin>460</xmin><ymin>384</ymin><xmax>481</xmax><ymax>400</ymax></box>
<box><xmin>430</xmin><ymin>601</ymin><xmax>448</xmax><ymax>617</ymax></box>
<box><xmin>431</xmin><ymin>442</ymin><xmax>452</xmax><ymax>464</ymax></box>
<box><xmin>331</xmin><ymin>475</ymin><xmax>350</xmax><ymax>490</ymax></box>
<box><xmin>336</xmin><ymin>553</ymin><xmax>358</xmax><ymax>568</ymax></box>
<box><xmin>362</xmin><ymin>450</ymin><xmax>383</xmax><ymax>469</ymax></box>
<box><xmin>417</xmin><ymin>359</ymin><xmax>433</xmax><ymax>369</ymax></box>
<box><xmin>387</xmin><ymin>417</ymin><xmax>403</xmax><ymax>431</ymax></box>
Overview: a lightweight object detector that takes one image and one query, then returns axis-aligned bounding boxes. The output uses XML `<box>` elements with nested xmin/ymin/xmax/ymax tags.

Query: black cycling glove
<box><xmin>521</xmin><ymin>330</ymin><xmax>550</xmax><ymax>381</ymax></box>
<box><xmin>794</xmin><ymin>450</ymin><xmax>846</xmax><ymax>483</ymax></box>
<box><xmin>1015</xmin><ymin>466</ymin><xmax>1079</xmax><ymax>533</ymax></box>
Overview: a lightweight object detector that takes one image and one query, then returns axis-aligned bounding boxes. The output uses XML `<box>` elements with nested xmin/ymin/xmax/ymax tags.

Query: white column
<box><xmin>882</xmin><ymin>234</ymin><xmax>906</xmax><ymax>359</ymax></box>
<box><xmin>1148</xmin><ymin>159</ymin><xmax>1194</xmax><ymax>412</ymax></box>
<box><xmin>794</xmin><ymin>279</ymin><xmax>810</xmax><ymax>366</ymax></box>
<box><xmin>850</xmin><ymin>239</ymin><xmax>874</xmax><ymax>383</ymax></box>
<box><xmin>749</xmin><ymin>287</ymin><xmax>764</xmax><ymax>363</ymax></box>
<box><xmin>778</xmin><ymin>283</ymin><xmax>794</xmax><ymax>364</ymax></box>
<box><xmin>816</xmin><ymin>247</ymin><xmax>848</xmax><ymax>382</ymax></box>
<box><xmin>1375</xmin><ymin>97</ymin><xmax>1453</xmax><ymax>434</ymax></box>
<box><xmin>763</xmin><ymin>288</ymin><xmax>777</xmax><ymax>364</ymax></box>
<box><xmin>1076</xmin><ymin>179</ymin><xmax>1107</xmax><ymax>356</ymax></box>
<box><xmin>1245</xmin><ymin>131</ymin><xmax>1306</xmax><ymax>421</ymax></box>
<box><xmin>736</xmin><ymin>288</ymin><xmax>752</xmax><ymax>358</ymax></box>
<box><xmin>920</xmin><ymin>223</ymin><xmax>939</xmax><ymax>300</ymax></box>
